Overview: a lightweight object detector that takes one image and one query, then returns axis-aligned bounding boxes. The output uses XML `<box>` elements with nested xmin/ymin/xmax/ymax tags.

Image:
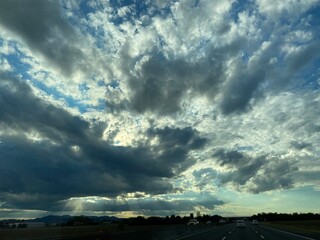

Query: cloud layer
<box><xmin>0</xmin><ymin>0</ymin><xmax>319</xmax><ymax>217</ymax></box>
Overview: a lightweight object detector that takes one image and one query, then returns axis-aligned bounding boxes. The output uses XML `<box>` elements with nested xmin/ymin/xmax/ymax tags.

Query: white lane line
<box><xmin>221</xmin><ymin>237</ymin><xmax>226</xmax><ymax>240</ymax></box>
<box><xmin>260</xmin><ymin>235</ymin><xmax>265</xmax><ymax>239</ymax></box>
<box><xmin>229</xmin><ymin>231</ymin><xmax>232</xmax><ymax>234</ymax></box>
<box><xmin>174</xmin><ymin>228</ymin><xmax>216</xmax><ymax>240</ymax></box>
<box><xmin>260</xmin><ymin>225</ymin><xmax>315</xmax><ymax>240</ymax></box>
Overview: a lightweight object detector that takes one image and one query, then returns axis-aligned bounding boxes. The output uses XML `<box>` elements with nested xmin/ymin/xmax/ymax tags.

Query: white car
<box><xmin>236</xmin><ymin>220</ymin><xmax>246</xmax><ymax>228</ymax></box>
<box><xmin>252</xmin><ymin>220</ymin><xmax>259</xmax><ymax>225</ymax></box>
<box><xmin>188</xmin><ymin>219</ymin><xmax>199</xmax><ymax>225</ymax></box>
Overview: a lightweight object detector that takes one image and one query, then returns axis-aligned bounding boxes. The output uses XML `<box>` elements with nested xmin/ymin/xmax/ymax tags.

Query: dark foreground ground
<box><xmin>1</xmin><ymin>223</ymin><xmax>209</xmax><ymax>240</ymax></box>
<box><xmin>1</xmin><ymin>220</ymin><xmax>320</xmax><ymax>240</ymax></box>
<box><xmin>261</xmin><ymin>220</ymin><xmax>320</xmax><ymax>240</ymax></box>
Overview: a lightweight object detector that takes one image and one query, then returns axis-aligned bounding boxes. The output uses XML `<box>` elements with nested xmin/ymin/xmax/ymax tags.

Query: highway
<box><xmin>18</xmin><ymin>222</ymin><xmax>318</xmax><ymax>240</ymax></box>
<box><xmin>175</xmin><ymin>222</ymin><xmax>319</xmax><ymax>240</ymax></box>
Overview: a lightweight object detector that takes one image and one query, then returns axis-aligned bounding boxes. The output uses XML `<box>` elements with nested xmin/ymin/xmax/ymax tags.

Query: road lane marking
<box><xmin>174</xmin><ymin>228</ymin><xmax>216</xmax><ymax>240</ymax></box>
<box><xmin>261</xmin><ymin>225</ymin><xmax>316</xmax><ymax>240</ymax></box>
<box><xmin>260</xmin><ymin>235</ymin><xmax>265</xmax><ymax>239</ymax></box>
<box><xmin>260</xmin><ymin>225</ymin><xmax>315</xmax><ymax>240</ymax></box>
<box><xmin>221</xmin><ymin>237</ymin><xmax>226</xmax><ymax>240</ymax></box>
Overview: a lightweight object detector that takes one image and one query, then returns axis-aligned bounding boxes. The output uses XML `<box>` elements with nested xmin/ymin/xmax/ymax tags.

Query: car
<box><xmin>252</xmin><ymin>219</ymin><xmax>259</xmax><ymax>225</ymax></box>
<box><xmin>188</xmin><ymin>219</ymin><xmax>199</xmax><ymax>225</ymax></box>
<box><xmin>236</xmin><ymin>220</ymin><xmax>246</xmax><ymax>228</ymax></box>
<box><xmin>206</xmin><ymin>220</ymin><xmax>212</xmax><ymax>225</ymax></box>
<box><xmin>219</xmin><ymin>219</ymin><xmax>226</xmax><ymax>224</ymax></box>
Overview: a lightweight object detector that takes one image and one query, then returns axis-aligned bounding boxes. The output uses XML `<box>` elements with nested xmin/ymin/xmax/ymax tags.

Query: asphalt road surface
<box><xmin>41</xmin><ymin>222</ymin><xmax>319</xmax><ymax>240</ymax></box>
<box><xmin>176</xmin><ymin>222</ymin><xmax>318</xmax><ymax>240</ymax></box>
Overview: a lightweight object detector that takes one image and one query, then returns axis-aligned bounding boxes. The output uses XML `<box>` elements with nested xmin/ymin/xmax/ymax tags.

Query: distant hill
<box><xmin>87</xmin><ymin>216</ymin><xmax>120</xmax><ymax>222</ymax></box>
<box><xmin>30</xmin><ymin>215</ymin><xmax>73</xmax><ymax>224</ymax></box>
<box><xmin>32</xmin><ymin>215</ymin><xmax>121</xmax><ymax>224</ymax></box>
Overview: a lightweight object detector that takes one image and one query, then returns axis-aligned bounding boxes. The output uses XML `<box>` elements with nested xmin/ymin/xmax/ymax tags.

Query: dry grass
<box><xmin>261</xmin><ymin>220</ymin><xmax>320</xmax><ymax>239</ymax></box>
<box><xmin>0</xmin><ymin>224</ymin><xmax>189</xmax><ymax>240</ymax></box>
<box><xmin>0</xmin><ymin>224</ymin><xmax>119</xmax><ymax>240</ymax></box>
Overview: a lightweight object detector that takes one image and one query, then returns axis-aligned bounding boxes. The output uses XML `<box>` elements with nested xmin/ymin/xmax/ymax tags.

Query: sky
<box><xmin>0</xmin><ymin>0</ymin><xmax>319</xmax><ymax>219</ymax></box>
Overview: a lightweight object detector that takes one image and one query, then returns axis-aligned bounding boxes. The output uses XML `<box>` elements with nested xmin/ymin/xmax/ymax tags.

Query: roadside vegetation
<box><xmin>250</xmin><ymin>212</ymin><xmax>320</xmax><ymax>222</ymax></box>
<box><xmin>251</xmin><ymin>213</ymin><xmax>320</xmax><ymax>239</ymax></box>
<box><xmin>1</xmin><ymin>212</ymin><xmax>319</xmax><ymax>240</ymax></box>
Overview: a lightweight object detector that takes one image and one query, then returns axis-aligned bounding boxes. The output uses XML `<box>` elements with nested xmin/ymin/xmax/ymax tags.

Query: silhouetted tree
<box><xmin>252</xmin><ymin>212</ymin><xmax>320</xmax><ymax>222</ymax></box>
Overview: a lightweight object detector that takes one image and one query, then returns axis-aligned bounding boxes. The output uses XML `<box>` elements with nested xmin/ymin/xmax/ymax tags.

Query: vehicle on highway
<box><xmin>188</xmin><ymin>219</ymin><xmax>199</xmax><ymax>225</ymax></box>
<box><xmin>236</xmin><ymin>219</ymin><xmax>246</xmax><ymax>228</ymax></box>
<box><xmin>252</xmin><ymin>219</ymin><xmax>259</xmax><ymax>225</ymax></box>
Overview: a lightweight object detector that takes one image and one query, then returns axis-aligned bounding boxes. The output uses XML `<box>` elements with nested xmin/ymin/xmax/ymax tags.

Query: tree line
<box><xmin>2</xmin><ymin>212</ymin><xmax>319</xmax><ymax>228</ymax></box>
<box><xmin>250</xmin><ymin>212</ymin><xmax>320</xmax><ymax>222</ymax></box>
<box><xmin>124</xmin><ymin>214</ymin><xmax>222</xmax><ymax>225</ymax></box>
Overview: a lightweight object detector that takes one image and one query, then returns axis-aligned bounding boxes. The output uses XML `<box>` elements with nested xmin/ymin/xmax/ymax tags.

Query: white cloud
<box><xmin>0</xmin><ymin>58</ymin><xmax>12</xmax><ymax>72</ymax></box>
<box><xmin>256</xmin><ymin>0</ymin><xmax>319</xmax><ymax>20</ymax></box>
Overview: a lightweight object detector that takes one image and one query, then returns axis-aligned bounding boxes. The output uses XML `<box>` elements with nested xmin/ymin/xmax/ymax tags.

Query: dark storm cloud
<box><xmin>287</xmin><ymin>41</ymin><xmax>320</xmax><ymax>73</ymax></box>
<box><xmin>0</xmin><ymin>72</ymin><xmax>89</xmax><ymax>142</ymax></box>
<box><xmin>125</xmin><ymin>36</ymin><xmax>317</xmax><ymax>117</ymax></box>
<box><xmin>213</xmin><ymin>149</ymin><xmax>299</xmax><ymax>193</ymax></box>
<box><xmin>213</xmin><ymin>149</ymin><xmax>246</xmax><ymax>166</ymax></box>
<box><xmin>219</xmin><ymin>38</ymin><xmax>279</xmax><ymax>115</ymax></box>
<box><xmin>128</xmin><ymin>55</ymin><xmax>189</xmax><ymax>114</ymax></box>
<box><xmin>220</xmin><ymin>67</ymin><xmax>267</xmax><ymax>114</ymax></box>
<box><xmin>249</xmin><ymin>160</ymin><xmax>299</xmax><ymax>193</ymax></box>
<box><xmin>121</xmin><ymin>13</ymin><xmax>320</xmax><ymax>117</ymax></box>
<box><xmin>1</xmin><ymin>192</ymin><xmax>64</xmax><ymax>212</ymax></box>
<box><xmin>148</xmin><ymin>126</ymin><xmax>207</xmax><ymax>151</ymax></box>
<box><xmin>125</xmin><ymin>43</ymin><xmax>241</xmax><ymax>115</ymax></box>
<box><xmin>0</xmin><ymin>0</ymin><xmax>84</xmax><ymax>76</ymax></box>
<box><xmin>213</xmin><ymin>149</ymin><xmax>264</xmax><ymax>186</ymax></box>
<box><xmin>0</xmin><ymin>72</ymin><xmax>207</xmax><ymax>211</ymax></box>
<box><xmin>147</xmin><ymin>126</ymin><xmax>207</xmax><ymax>172</ymax></box>
<box><xmin>121</xmin><ymin>25</ymin><xmax>268</xmax><ymax>116</ymax></box>
<box><xmin>220</xmin><ymin>157</ymin><xmax>266</xmax><ymax>186</ymax></box>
